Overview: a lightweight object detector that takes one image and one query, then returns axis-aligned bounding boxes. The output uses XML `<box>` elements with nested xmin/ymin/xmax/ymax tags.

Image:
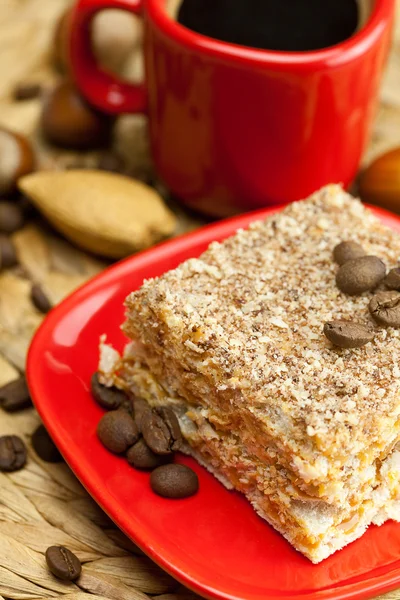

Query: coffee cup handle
<box><xmin>69</xmin><ymin>0</ymin><xmax>147</xmax><ymax>114</ymax></box>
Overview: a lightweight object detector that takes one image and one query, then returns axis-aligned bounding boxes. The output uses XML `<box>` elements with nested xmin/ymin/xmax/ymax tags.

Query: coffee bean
<box><xmin>32</xmin><ymin>424</ymin><xmax>63</xmax><ymax>462</ymax></box>
<box><xmin>336</xmin><ymin>255</ymin><xmax>386</xmax><ymax>295</ymax></box>
<box><xmin>45</xmin><ymin>546</ymin><xmax>81</xmax><ymax>581</ymax></box>
<box><xmin>91</xmin><ymin>372</ymin><xmax>126</xmax><ymax>410</ymax></box>
<box><xmin>97</xmin><ymin>410</ymin><xmax>139</xmax><ymax>453</ymax></box>
<box><xmin>0</xmin><ymin>235</ymin><xmax>18</xmax><ymax>269</ymax></box>
<box><xmin>0</xmin><ymin>376</ymin><xmax>32</xmax><ymax>412</ymax></box>
<box><xmin>97</xmin><ymin>152</ymin><xmax>125</xmax><ymax>173</ymax></box>
<box><xmin>333</xmin><ymin>241</ymin><xmax>366</xmax><ymax>265</ymax></box>
<box><xmin>127</xmin><ymin>438</ymin><xmax>172</xmax><ymax>470</ymax></box>
<box><xmin>13</xmin><ymin>82</ymin><xmax>42</xmax><ymax>101</ymax></box>
<box><xmin>323</xmin><ymin>320</ymin><xmax>374</xmax><ymax>348</ymax></box>
<box><xmin>0</xmin><ymin>435</ymin><xmax>27</xmax><ymax>471</ymax></box>
<box><xmin>132</xmin><ymin>397</ymin><xmax>151</xmax><ymax>431</ymax></box>
<box><xmin>369</xmin><ymin>291</ymin><xmax>400</xmax><ymax>327</ymax></box>
<box><xmin>155</xmin><ymin>407</ymin><xmax>182</xmax><ymax>451</ymax></box>
<box><xmin>384</xmin><ymin>268</ymin><xmax>400</xmax><ymax>291</ymax></box>
<box><xmin>150</xmin><ymin>464</ymin><xmax>199</xmax><ymax>499</ymax></box>
<box><xmin>31</xmin><ymin>283</ymin><xmax>52</xmax><ymax>313</ymax></box>
<box><xmin>0</xmin><ymin>202</ymin><xmax>24</xmax><ymax>233</ymax></box>
<box><xmin>142</xmin><ymin>409</ymin><xmax>176</xmax><ymax>455</ymax></box>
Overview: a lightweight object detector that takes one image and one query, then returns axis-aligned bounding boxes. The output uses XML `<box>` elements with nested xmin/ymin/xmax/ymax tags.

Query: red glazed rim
<box><xmin>146</xmin><ymin>0</ymin><xmax>395</xmax><ymax>69</ymax></box>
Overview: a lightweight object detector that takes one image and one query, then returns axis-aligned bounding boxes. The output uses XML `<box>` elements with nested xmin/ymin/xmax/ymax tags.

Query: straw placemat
<box><xmin>0</xmin><ymin>1</ymin><xmax>399</xmax><ymax>599</ymax></box>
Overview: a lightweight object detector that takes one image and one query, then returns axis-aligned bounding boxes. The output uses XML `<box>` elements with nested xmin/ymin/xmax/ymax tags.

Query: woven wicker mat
<box><xmin>0</xmin><ymin>1</ymin><xmax>400</xmax><ymax>599</ymax></box>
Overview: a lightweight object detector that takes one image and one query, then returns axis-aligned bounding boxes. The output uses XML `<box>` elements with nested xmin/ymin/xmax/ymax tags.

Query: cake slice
<box><xmin>99</xmin><ymin>185</ymin><xmax>400</xmax><ymax>563</ymax></box>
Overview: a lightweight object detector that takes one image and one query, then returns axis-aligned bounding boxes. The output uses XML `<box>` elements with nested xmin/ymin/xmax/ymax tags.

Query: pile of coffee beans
<box><xmin>92</xmin><ymin>372</ymin><xmax>199</xmax><ymax>499</ymax></box>
<box><xmin>324</xmin><ymin>241</ymin><xmax>400</xmax><ymax>348</ymax></box>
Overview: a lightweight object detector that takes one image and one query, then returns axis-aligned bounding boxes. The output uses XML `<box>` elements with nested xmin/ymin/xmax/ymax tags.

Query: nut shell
<box><xmin>53</xmin><ymin>9</ymin><xmax>72</xmax><ymax>71</ymax></box>
<box><xmin>41</xmin><ymin>81</ymin><xmax>112</xmax><ymax>150</ymax></box>
<box><xmin>18</xmin><ymin>170</ymin><xmax>177</xmax><ymax>258</ymax></box>
<box><xmin>0</xmin><ymin>127</ymin><xmax>35</xmax><ymax>196</ymax></box>
<box><xmin>359</xmin><ymin>148</ymin><xmax>400</xmax><ymax>212</ymax></box>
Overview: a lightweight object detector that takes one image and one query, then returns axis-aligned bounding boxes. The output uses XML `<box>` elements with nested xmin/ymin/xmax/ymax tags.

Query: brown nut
<box><xmin>359</xmin><ymin>148</ymin><xmax>400</xmax><ymax>212</ymax></box>
<box><xmin>0</xmin><ymin>235</ymin><xmax>18</xmax><ymax>269</ymax></box>
<box><xmin>53</xmin><ymin>8</ymin><xmax>72</xmax><ymax>71</ymax></box>
<box><xmin>41</xmin><ymin>81</ymin><xmax>112</xmax><ymax>150</ymax></box>
<box><xmin>0</xmin><ymin>202</ymin><xmax>24</xmax><ymax>234</ymax></box>
<box><xmin>91</xmin><ymin>10</ymin><xmax>143</xmax><ymax>76</ymax></box>
<box><xmin>0</xmin><ymin>127</ymin><xmax>35</xmax><ymax>196</ymax></box>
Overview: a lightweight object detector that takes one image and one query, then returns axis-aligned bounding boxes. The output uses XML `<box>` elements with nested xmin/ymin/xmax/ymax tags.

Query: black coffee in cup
<box><xmin>177</xmin><ymin>0</ymin><xmax>359</xmax><ymax>52</ymax></box>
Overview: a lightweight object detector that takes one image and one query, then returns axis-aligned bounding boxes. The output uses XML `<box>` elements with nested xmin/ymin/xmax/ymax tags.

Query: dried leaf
<box><xmin>0</xmin><ymin>531</ymin><xmax>78</xmax><ymax>593</ymax></box>
<box><xmin>27</xmin><ymin>493</ymin><xmax>127</xmax><ymax>557</ymax></box>
<box><xmin>0</xmin><ymin>272</ymin><xmax>40</xmax><ymax>333</ymax></box>
<box><xmin>0</xmin><ymin>504</ymin><xmax>25</xmax><ymax>523</ymax></box>
<box><xmin>0</xmin><ymin>353</ymin><xmax>19</xmax><ymax>387</ymax></box>
<box><xmin>48</xmin><ymin>234</ymin><xmax>105</xmax><ymax>277</ymax></box>
<box><xmin>0</xmin><ymin>329</ymin><xmax>37</xmax><ymax>371</ymax></box>
<box><xmin>0</xmin><ymin>565</ymin><xmax>57</xmax><ymax>599</ymax></box>
<box><xmin>27</xmin><ymin>450</ymin><xmax>86</xmax><ymax>499</ymax></box>
<box><xmin>12</xmin><ymin>224</ymin><xmax>51</xmax><ymax>283</ymax></box>
<box><xmin>156</xmin><ymin>596</ymin><xmax>201</xmax><ymax>600</ymax></box>
<box><xmin>85</xmin><ymin>556</ymin><xmax>178</xmax><ymax>595</ymax></box>
<box><xmin>0</xmin><ymin>408</ymin><xmax>41</xmax><ymax>440</ymax></box>
<box><xmin>77</xmin><ymin>570</ymin><xmax>149</xmax><ymax>600</ymax></box>
<box><xmin>67</xmin><ymin>497</ymin><xmax>113</xmax><ymax>529</ymax></box>
<box><xmin>40</xmin><ymin>271</ymin><xmax>88</xmax><ymax>305</ymax></box>
<box><xmin>0</xmin><ymin>521</ymin><xmax>101</xmax><ymax>562</ymax></box>
<box><xmin>103</xmin><ymin>528</ymin><xmax>143</xmax><ymax>555</ymax></box>
<box><xmin>0</xmin><ymin>473</ymin><xmax>45</xmax><ymax>523</ymax></box>
<box><xmin>9</xmin><ymin>459</ymin><xmax>77</xmax><ymax>502</ymax></box>
<box><xmin>154</xmin><ymin>596</ymin><xmax>200</xmax><ymax>600</ymax></box>
<box><xmin>34</xmin><ymin>595</ymin><xmax>110</xmax><ymax>600</ymax></box>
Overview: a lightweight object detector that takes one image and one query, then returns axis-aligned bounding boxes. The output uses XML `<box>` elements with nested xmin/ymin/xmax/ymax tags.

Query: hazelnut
<box><xmin>0</xmin><ymin>127</ymin><xmax>35</xmax><ymax>196</ymax></box>
<box><xmin>359</xmin><ymin>148</ymin><xmax>400</xmax><ymax>213</ymax></box>
<box><xmin>41</xmin><ymin>81</ymin><xmax>112</xmax><ymax>150</ymax></box>
<box><xmin>0</xmin><ymin>202</ymin><xmax>24</xmax><ymax>234</ymax></box>
<box><xmin>53</xmin><ymin>8</ymin><xmax>72</xmax><ymax>72</ymax></box>
<box><xmin>91</xmin><ymin>10</ymin><xmax>142</xmax><ymax>77</ymax></box>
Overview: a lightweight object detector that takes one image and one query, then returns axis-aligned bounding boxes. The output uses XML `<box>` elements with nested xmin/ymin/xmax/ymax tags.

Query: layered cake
<box><xmin>98</xmin><ymin>185</ymin><xmax>400</xmax><ymax>562</ymax></box>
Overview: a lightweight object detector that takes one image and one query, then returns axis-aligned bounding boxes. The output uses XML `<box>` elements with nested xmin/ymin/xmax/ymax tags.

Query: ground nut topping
<box><xmin>123</xmin><ymin>187</ymin><xmax>400</xmax><ymax>465</ymax></box>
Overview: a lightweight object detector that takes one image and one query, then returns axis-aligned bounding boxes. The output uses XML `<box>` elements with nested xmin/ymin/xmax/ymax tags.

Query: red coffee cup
<box><xmin>68</xmin><ymin>0</ymin><xmax>395</xmax><ymax>217</ymax></box>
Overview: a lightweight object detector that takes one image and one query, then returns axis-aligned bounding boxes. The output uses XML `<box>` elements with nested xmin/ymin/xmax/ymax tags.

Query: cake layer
<box><xmin>122</xmin><ymin>186</ymin><xmax>400</xmax><ymax>492</ymax></box>
<box><xmin>98</xmin><ymin>345</ymin><xmax>400</xmax><ymax>563</ymax></box>
<box><xmin>108</xmin><ymin>338</ymin><xmax>399</xmax><ymax>505</ymax></box>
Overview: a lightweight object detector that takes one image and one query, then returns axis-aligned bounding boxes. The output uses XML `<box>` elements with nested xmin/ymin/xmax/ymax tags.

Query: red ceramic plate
<box><xmin>28</xmin><ymin>204</ymin><xmax>400</xmax><ymax>600</ymax></box>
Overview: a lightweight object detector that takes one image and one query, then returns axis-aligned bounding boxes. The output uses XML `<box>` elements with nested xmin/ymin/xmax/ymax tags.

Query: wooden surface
<box><xmin>0</xmin><ymin>1</ymin><xmax>400</xmax><ymax>599</ymax></box>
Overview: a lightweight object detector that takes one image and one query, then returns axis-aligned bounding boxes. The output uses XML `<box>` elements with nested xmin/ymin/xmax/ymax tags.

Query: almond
<box><xmin>18</xmin><ymin>170</ymin><xmax>177</xmax><ymax>258</ymax></box>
